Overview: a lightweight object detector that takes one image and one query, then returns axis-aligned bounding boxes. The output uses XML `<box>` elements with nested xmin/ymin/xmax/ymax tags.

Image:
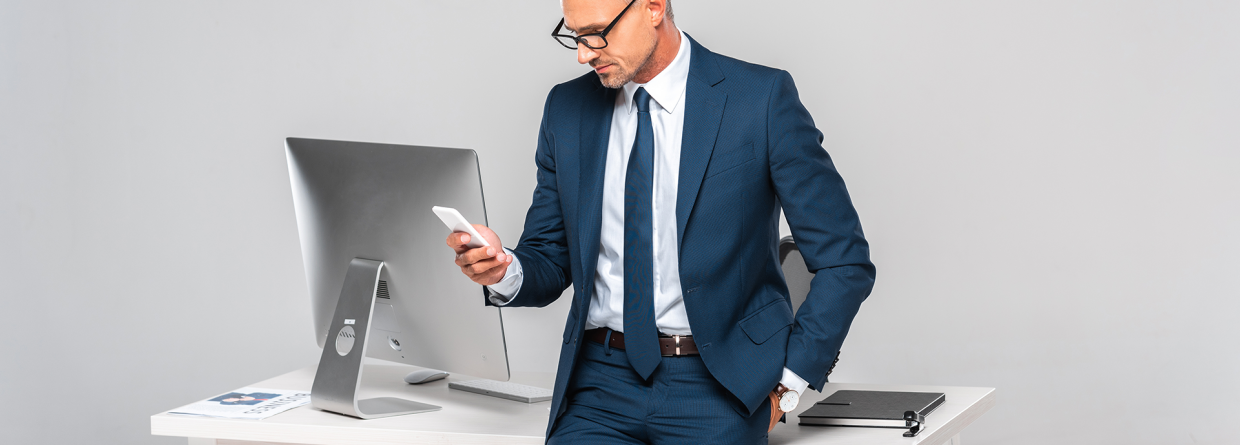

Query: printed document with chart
<box><xmin>167</xmin><ymin>387</ymin><xmax>310</xmax><ymax>420</ymax></box>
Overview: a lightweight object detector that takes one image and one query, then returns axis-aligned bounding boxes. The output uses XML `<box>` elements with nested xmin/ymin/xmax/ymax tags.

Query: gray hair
<box><xmin>609</xmin><ymin>0</ymin><xmax>674</xmax><ymax>22</ymax></box>
<box><xmin>560</xmin><ymin>0</ymin><xmax>675</xmax><ymax>23</ymax></box>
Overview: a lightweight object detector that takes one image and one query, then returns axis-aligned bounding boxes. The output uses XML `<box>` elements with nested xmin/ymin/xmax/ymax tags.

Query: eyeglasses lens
<box><xmin>555</xmin><ymin>35</ymin><xmax>607</xmax><ymax>50</ymax></box>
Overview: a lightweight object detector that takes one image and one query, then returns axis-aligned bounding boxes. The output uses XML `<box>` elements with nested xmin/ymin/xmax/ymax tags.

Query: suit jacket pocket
<box><xmin>739</xmin><ymin>299</ymin><xmax>795</xmax><ymax>344</ymax></box>
<box><xmin>704</xmin><ymin>142</ymin><xmax>756</xmax><ymax>179</ymax></box>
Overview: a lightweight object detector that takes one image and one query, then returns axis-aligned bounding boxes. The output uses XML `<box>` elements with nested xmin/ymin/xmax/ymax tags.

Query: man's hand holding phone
<box><xmin>446</xmin><ymin>225</ymin><xmax>510</xmax><ymax>285</ymax></box>
<box><xmin>435</xmin><ymin>206</ymin><xmax>511</xmax><ymax>286</ymax></box>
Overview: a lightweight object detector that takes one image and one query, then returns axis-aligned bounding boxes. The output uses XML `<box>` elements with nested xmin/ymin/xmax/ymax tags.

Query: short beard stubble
<box><xmin>593</xmin><ymin>33</ymin><xmax>657</xmax><ymax>89</ymax></box>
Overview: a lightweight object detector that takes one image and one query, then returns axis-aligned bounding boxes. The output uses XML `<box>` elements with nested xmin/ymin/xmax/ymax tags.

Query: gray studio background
<box><xmin>2</xmin><ymin>0</ymin><xmax>1237</xmax><ymax>444</ymax></box>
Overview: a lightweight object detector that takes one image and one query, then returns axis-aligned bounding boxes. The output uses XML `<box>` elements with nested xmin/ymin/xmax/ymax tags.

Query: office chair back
<box><xmin>778</xmin><ymin>235</ymin><xmax>814</xmax><ymax>315</ymax></box>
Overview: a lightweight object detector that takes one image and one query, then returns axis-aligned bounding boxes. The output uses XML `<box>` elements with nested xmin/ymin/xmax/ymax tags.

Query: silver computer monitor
<box><xmin>285</xmin><ymin>137</ymin><xmax>508</xmax><ymax>384</ymax></box>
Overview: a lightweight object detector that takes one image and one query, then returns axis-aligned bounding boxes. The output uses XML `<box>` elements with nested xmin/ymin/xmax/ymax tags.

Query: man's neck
<box><xmin>633</xmin><ymin>25</ymin><xmax>681</xmax><ymax>84</ymax></box>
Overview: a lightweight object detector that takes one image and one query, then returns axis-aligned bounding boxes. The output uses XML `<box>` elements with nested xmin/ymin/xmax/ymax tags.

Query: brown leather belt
<box><xmin>585</xmin><ymin>328</ymin><xmax>699</xmax><ymax>356</ymax></box>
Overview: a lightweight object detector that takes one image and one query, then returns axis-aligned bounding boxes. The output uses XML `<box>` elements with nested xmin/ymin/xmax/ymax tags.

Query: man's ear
<box><xmin>647</xmin><ymin>0</ymin><xmax>667</xmax><ymax>26</ymax></box>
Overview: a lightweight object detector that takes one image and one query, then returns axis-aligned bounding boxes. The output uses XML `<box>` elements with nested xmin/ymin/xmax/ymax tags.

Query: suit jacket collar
<box><xmin>684</xmin><ymin>33</ymin><xmax>726</xmax><ymax>87</ymax></box>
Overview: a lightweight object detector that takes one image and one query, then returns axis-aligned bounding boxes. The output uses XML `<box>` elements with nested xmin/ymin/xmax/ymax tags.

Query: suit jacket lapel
<box><xmin>677</xmin><ymin>36</ymin><xmax>727</xmax><ymax>253</ymax></box>
<box><xmin>578</xmin><ymin>81</ymin><xmax>615</xmax><ymax>298</ymax></box>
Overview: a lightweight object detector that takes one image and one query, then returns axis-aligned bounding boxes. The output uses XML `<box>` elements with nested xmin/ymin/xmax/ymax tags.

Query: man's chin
<box><xmin>599</xmin><ymin>76</ymin><xmax>627</xmax><ymax>89</ymax></box>
<box><xmin>596</xmin><ymin>70</ymin><xmax>631</xmax><ymax>89</ymax></box>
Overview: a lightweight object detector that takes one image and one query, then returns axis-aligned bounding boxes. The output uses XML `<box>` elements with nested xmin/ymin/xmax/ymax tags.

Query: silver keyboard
<box><xmin>448</xmin><ymin>379</ymin><xmax>553</xmax><ymax>403</ymax></box>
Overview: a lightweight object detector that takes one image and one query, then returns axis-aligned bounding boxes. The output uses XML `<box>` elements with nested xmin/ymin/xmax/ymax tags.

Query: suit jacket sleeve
<box><xmin>767</xmin><ymin>70</ymin><xmax>877</xmax><ymax>391</ymax></box>
<box><xmin>484</xmin><ymin>86</ymin><xmax>573</xmax><ymax>308</ymax></box>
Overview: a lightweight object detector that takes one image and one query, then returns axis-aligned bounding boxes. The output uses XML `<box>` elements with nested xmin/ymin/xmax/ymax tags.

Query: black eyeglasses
<box><xmin>551</xmin><ymin>0</ymin><xmax>637</xmax><ymax>50</ymax></box>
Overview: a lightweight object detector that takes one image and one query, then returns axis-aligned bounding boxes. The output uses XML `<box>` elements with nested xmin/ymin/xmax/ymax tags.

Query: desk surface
<box><xmin>152</xmin><ymin>363</ymin><xmax>994</xmax><ymax>445</ymax></box>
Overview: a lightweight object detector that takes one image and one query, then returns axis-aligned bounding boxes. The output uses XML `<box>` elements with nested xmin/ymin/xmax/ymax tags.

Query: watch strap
<box><xmin>775</xmin><ymin>383</ymin><xmax>792</xmax><ymax>399</ymax></box>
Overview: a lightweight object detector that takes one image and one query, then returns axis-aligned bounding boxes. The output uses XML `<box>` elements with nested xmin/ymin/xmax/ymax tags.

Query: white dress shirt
<box><xmin>487</xmin><ymin>30</ymin><xmax>809</xmax><ymax>396</ymax></box>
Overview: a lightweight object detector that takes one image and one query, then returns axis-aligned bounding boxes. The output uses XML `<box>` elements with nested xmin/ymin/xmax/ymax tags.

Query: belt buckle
<box><xmin>673</xmin><ymin>335</ymin><xmax>681</xmax><ymax>356</ymax></box>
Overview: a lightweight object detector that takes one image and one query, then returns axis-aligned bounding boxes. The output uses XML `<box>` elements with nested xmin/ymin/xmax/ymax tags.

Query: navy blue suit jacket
<box><xmin>496</xmin><ymin>35</ymin><xmax>875</xmax><ymax>436</ymax></box>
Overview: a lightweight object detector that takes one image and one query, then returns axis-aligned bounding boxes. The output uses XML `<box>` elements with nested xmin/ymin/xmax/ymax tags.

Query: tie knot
<box><xmin>633</xmin><ymin>87</ymin><xmax>652</xmax><ymax>113</ymax></box>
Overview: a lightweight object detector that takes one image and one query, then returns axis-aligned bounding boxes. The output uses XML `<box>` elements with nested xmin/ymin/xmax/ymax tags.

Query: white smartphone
<box><xmin>432</xmin><ymin>206</ymin><xmax>490</xmax><ymax>249</ymax></box>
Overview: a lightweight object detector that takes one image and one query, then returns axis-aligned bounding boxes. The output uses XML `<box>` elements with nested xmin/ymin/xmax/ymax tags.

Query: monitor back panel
<box><xmin>286</xmin><ymin>137</ymin><xmax>508</xmax><ymax>381</ymax></box>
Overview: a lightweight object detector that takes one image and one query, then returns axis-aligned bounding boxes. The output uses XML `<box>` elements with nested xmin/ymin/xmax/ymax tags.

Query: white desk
<box><xmin>151</xmin><ymin>363</ymin><xmax>994</xmax><ymax>445</ymax></box>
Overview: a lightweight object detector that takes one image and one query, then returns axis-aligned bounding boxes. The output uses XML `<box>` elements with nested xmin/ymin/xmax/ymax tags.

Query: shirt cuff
<box><xmin>780</xmin><ymin>367</ymin><xmax>810</xmax><ymax>396</ymax></box>
<box><xmin>484</xmin><ymin>248</ymin><xmax>523</xmax><ymax>306</ymax></box>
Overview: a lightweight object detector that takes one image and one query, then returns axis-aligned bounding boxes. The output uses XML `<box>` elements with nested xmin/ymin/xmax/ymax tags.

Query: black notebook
<box><xmin>798</xmin><ymin>390</ymin><xmax>945</xmax><ymax>428</ymax></box>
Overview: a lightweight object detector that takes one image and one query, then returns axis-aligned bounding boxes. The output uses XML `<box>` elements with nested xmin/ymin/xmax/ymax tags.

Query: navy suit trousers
<box><xmin>548</xmin><ymin>337</ymin><xmax>770</xmax><ymax>445</ymax></box>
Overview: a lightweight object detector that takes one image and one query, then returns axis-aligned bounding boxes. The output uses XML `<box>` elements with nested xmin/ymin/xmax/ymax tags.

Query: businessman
<box><xmin>447</xmin><ymin>0</ymin><xmax>875</xmax><ymax>443</ymax></box>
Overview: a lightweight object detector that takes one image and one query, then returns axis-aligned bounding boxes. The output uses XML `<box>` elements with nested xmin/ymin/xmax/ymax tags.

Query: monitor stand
<box><xmin>310</xmin><ymin>258</ymin><xmax>441</xmax><ymax>419</ymax></box>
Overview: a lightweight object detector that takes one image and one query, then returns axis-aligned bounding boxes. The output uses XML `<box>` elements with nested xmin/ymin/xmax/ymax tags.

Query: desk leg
<box><xmin>947</xmin><ymin>433</ymin><xmax>962</xmax><ymax>445</ymax></box>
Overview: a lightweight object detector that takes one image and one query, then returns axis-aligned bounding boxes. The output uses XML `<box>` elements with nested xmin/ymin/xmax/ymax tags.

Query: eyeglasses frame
<box><xmin>550</xmin><ymin>0</ymin><xmax>638</xmax><ymax>50</ymax></box>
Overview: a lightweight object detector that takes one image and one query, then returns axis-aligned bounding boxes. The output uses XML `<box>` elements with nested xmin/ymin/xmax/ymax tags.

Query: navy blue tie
<box><xmin>624</xmin><ymin>87</ymin><xmax>660</xmax><ymax>379</ymax></box>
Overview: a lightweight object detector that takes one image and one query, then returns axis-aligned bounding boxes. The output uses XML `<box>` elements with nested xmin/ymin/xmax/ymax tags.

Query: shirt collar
<box><xmin>621</xmin><ymin>29</ymin><xmax>691</xmax><ymax>115</ymax></box>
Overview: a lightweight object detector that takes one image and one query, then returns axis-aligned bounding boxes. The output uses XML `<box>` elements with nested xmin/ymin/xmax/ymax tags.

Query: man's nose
<box><xmin>577</xmin><ymin>45</ymin><xmax>598</xmax><ymax>65</ymax></box>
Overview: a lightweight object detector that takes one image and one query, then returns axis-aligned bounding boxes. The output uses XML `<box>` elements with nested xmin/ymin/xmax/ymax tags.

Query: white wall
<box><xmin>1</xmin><ymin>1</ymin><xmax>1236</xmax><ymax>444</ymax></box>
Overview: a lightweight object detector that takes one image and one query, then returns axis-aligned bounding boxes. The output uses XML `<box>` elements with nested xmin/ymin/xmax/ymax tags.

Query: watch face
<box><xmin>779</xmin><ymin>390</ymin><xmax>799</xmax><ymax>412</ymax></box>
